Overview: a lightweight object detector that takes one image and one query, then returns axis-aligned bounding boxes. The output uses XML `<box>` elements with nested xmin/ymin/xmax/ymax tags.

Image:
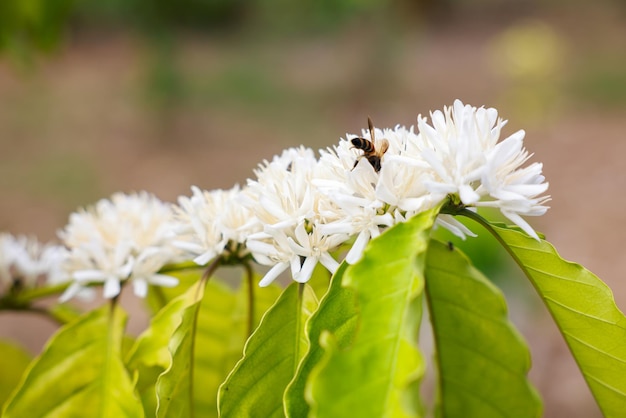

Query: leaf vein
<box><xmin>584</xmin><ymin>373</ymin><xmax>626</xmax><ymax>397</ymax></box>
<box><xmin>562</xmin><ymin>330</ymin><xmax>626</xmax><ymax>365</ymax></box>
<box><xmin>543</xmin><ymin>296</ymin><xmax>620</xmax><ymax>326</ymax></box>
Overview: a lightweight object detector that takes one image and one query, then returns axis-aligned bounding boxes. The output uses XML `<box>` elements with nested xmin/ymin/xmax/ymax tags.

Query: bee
<box><xmin>351</xmin><ymin>117</ymin><xmax>389</xmax><ymax>173</ymax></box>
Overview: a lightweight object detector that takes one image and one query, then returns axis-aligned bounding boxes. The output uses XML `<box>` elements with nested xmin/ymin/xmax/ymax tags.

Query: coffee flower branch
<box><xmin>0</xmin><ymin>100</ymin><xmax>549</xmax><ymax>302</ymax></box>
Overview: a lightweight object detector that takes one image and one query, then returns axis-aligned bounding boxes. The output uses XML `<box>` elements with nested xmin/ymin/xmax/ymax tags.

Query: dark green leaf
<box><xmin>284</xmin><ymin>263</ymin><xmax>353</xmax><ymax>417</ymax></box>
<box><xmin>307</xmin><ymin>207</ymin><xmax>440</xmax><ymax>418</ymax></box>
<box><xmin>193</xmin><ymin>276</ymin><xmax>281</xmax><ymax>417</ymax></box>
<box><xmin>218</xmin><ymin>283</ymin><xmax>318</xmax><ymax>418</ymax></box>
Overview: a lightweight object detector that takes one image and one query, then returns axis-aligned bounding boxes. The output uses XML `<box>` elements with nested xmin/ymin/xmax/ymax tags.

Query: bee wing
<box><xmin>378</xmin><ymin>138</ymin><xmax>389</xmax><ymax>155</ymax></box>
<box><xmin>367</xmin><ymin>117</ymin><xmax>375</xmax><ymax>142</ymax></box>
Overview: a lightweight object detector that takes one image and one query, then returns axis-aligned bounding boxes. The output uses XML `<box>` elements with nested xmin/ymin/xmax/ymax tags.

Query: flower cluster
<box><xmin>173</xmin><ymin>185</ymin><xmax>259</xmax><ymax>265</ymax></box>
<box><xmin>186</xmin><ymin>100</ymin><xmax>547</xmax><ymax>287</ymax></box>
<box><xmin>0</xmin><ymin>233</ymin><xmax>67</xmax><ymax>295</ymax></box>
<box><xmin>0</xmin><ymin>100</ymin><xmax>550</xmax><ymax>301</ymax></box>
<box><xmin>58</xmin><ymin>192</ymin><xmax>181</xmax><ymax>301</ymax></box>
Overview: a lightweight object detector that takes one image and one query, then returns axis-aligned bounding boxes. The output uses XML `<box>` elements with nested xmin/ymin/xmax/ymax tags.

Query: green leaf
<box><xmin>465</xmin><ymin>214</ymin><xmax>626</xmax><ymax>417</ymax></box>
<box><xmin>425</xmin><ymin>239</ymin><xmax>542</xmax><ymax>417</ymax></box>
<box><xmin>155</xmin><ymin>279</ymin><xmax>206</xmax><ymax>418</ymax></box>
<box><xmin>130</xmin><ymin>269</ymin><xmax>281</xmax><ymax>418</ymax></box>
<box><xmin>218</xmin><ymin>283</ymin><xmax>318</xmax><ymax>418</ymax></box>
<box><xmin>46</xmin><ymin>303</ymin><xmax>82</xmax><ymax>324</ymax></box>
<box><xmin>127</xmin><ymin>273</ymin><xmax>205</xmax><ymax>416</ymax></box>
<box><xmin>194</xmin><ymin>276</ymin><xmax>282</xmax><ymax>417</ymax></box>
<box><xmin>2</xmin><ymin>304</ymin><xmax>144</xmax><ymax>418</ymax></box>
<box><xmin>307</xmin><ymin>262</ymin><xmax>333</xmax><ymax>301</ymax></box>
<box><xmin>308</xmin><ymin>207</ymin><xmax>440</xmax><ymax>418</ymax></box>
<box><xmin>0</xmin><ymin>340</ymin><xmax>31</xmax><ymax>408</ymax></box>
<box><xmin>284</xmin><ymin>263</ymin><xmax>354</xmax><ymax>417</ymax></box>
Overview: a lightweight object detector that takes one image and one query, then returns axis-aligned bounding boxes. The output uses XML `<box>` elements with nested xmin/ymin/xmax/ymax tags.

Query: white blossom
<box><xmin>415</xmin><ymin>100</ymin><xmax>549</xmax><ymax>239</ymax></box>
<box><xmin>244</xmin><ymin>147</ymin><xmax>348</xmax><ymax>286</ymax></box>
<box><xmin>416</xmin><ymin>100</ymin><xmax>504</xmax><ymax>205</ymax></box>
<box><xmin>58</xmin><ymin>192</ymin><xmax>180</xmax><ymax>302</ymax></box>
<box><xmin>475</xmin><ymin>132</ymin><xmax>550</xmax><ymax>239</ymax></box>
<box><xmin>0</xmin><ymin>234</ymin><xmax>67</xmax><ymax>294</ymax></box>
<box><xmin>313</xmin><ymin>124</ymin><xmax>436</xmax><ymax>262</ymax></box>
<box><xmin>174</xmin><ymin>185</ymin><xmax>259</xmax><ymax>265</ymax></box>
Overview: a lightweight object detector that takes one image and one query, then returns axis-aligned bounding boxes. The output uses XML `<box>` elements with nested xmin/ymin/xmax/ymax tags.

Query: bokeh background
<box><xmin>2</xmin><ymin>0</ymin><xmax>626</xmax><ymax>416</ymax></box>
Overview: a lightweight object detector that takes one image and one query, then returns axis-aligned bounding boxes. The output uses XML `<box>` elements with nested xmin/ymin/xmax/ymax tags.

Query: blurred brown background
<box><xmin>1</xmin><ymin>0</ymin><xmax>626</xmax><ymax>416</ymax></box>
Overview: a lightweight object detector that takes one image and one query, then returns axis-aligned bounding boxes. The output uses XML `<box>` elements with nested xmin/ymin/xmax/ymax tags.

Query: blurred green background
<box><xmin>1</xmin><ymin>1</ymin><xmax>626</xmax><ymax>416</ymax></box>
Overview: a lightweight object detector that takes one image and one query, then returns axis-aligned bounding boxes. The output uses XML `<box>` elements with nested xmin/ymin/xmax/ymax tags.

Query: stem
<box><xmin>186</xmin><ymin>256</ymin><xmax>221</xmax><ymax>418</ymax></box>
<box><xmin>200</xmin><ymin>257</ymin><xmax>221</xmax><ymax>285</ymax></box>
<box><xmin>9</xmin><ymin>282</ymin><xmax>70</xmax><ymax>305</ymax></box>
<box><xmin>189</xmin><ymin>295</ymin><xmax>202</xmax><ymax>418</ymax></box>
<box><xmin>159</xmin><ymin>260</ymin><xmax>204</xmax><ymax>274</ymax></box>
<box><xmin>244</xmin><ymin>262</ymin><xmax>255</xmax><ymax>337</ymax></box>
<box><xmin>110</xmin><ymin>293</ymin><xmax>120</xmax><ymax>309</ymax></box>
<box><xmin>293</xmin><ymin>283</ymin><xmax>305</xmax><ymax>374</ymax></box>
<box><xmin>0</xmin><ymin>305</ymin><xmax>69</xmax><ymax>325</ymax></box>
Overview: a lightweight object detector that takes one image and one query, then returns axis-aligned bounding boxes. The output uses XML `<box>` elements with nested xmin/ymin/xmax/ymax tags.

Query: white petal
<box><xmin>345</xmin><ymin>230</ymin><xmax>371</xmax><ymax>264</ymax></box>
<box><xmin>245</xmin><ymin>240</ymin><xmax>277</xmax><ymax>256</ymax></box>
<box><xmin>133</xmin><ymin>278</ymin><xmax>148</xmax><ymax>298</ymax></box>
<box><xmin>459</xmin><ymin>184</ymin><xmax>480</xmax><ymax>205</ymax></box>
<box><xmin>294</xmin><ymin>256</ymin><xmax>317</xmax><ymax>283</ymax></box>
<box><xmin>103</xmin><ymin>277</ymin><xmax>121</xmax><ymax>299</ymax></box>
<box><xmin>290</xmin><ymin>256</ymin><xmax>302</xmax><ymax>278</ymax></box>
<box><xmin>436</xmin><ymin>215</ymin><xmax>476</xmax><ymax>239</ymax></box>
<box><xmin>149</xmin><ymin>274</ymin><xmax>179</xmax><ymax>288</ymax></box>
<box><xmin>59</xmin><ymin>282</ymin><xmax>83</xmax><ymax>303</ymax></box>
<box><xmin>259</xmin><ymin>262</ymin><xmax>289</xmax><ymax>287</ymax></box>
<box><xmin>320</xmin><ymin>253</ymin><xmax>339</xmax><ymax>274</ymax></box>
<box><xmin>193</xmin><ymin>251</ymin><xmax>216</xmax><ymax>266</ymax></box>
<box><xmin>73</xmin><ymin>269</ymin><xmax>108</xmax><ymax>282</ymax></box>
<box><xmin>501</xmin><ymin>210</ymin><xmax>540</xmax><ymax>240</ymax></box>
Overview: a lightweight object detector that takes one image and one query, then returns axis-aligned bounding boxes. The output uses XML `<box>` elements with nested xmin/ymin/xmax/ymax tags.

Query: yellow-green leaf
<box><xmin>464</xmin><ymin>212</ymin><xmax>626</xmax><ymax>417</ymax></box>
<box><xmin>2</xmin><ymin>304</ymin><xmax>143</xmax><ymax>418</ymax></box>
<box><xmin>155</xmin><ymin>279</ymin><xmax>206</xmax><ymax>418</ymax></box>
<box><xmin>0</xmin><ymin>340</ymin><xmax>31</xmax><ymax>408</ymax></box>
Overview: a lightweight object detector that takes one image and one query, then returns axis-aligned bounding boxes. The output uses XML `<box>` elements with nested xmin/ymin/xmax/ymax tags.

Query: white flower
<box><xmin>417</xmin><ymin>100</ymin><xmax>505</xmax><ymax>205</ymax></box>
<box><xmin>475</xmin><ymin>131</ymin><xmax>550</xmax><ymax>239</ymax></box>
<box><xmin>313</xmin><ymin>138</ymin><xmax>390</xmax><ymax>265</ymax></box>
<box><xmin>174</xmin><ymin>185</ymin><xmax>259</xmax><ymax>265</ymax></box>
<box><xmin>244</xmin><ymin>147</ymin><xmax>348</xmax><ymax>286</ymax></box>
<box><xmin>314</xmin><ymin>124</ymin><xmax>437</xmax><ymax>262</ymax></box>
<box><xmin>416</xmin><ymin>100</ymin><xmax>549</xmax><ymax>239</ymax></box>
<box><xmin>58</xmin><ymin>192</ymin><xmax>180</xmax><ymax>302</ymax></box>
<box><xmin>0</xmin><ymin>234</ymin><xmax>67</xmax><ymax>294</ymax></box>
<box><xmin>287</xmin><ymin>222</ymin><xmax>345</xmax><ymax>283</ymax></box>
<box><xmin>246</xmin><ymin>101</ymin><xmax>550</xmax><ymax>285</ymax></box>
<box><xmin>374</xmin><ymin>126</ymin><xmax>439</xmax><ymax>216</ymax></box>
<box><xmin>245</xmin><ymin>229</ymin><xmax>296</xmax><ymax>287</ymax></box>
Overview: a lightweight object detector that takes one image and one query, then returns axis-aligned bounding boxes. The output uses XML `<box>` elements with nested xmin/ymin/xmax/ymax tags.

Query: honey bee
<box><xmin>351</xmin><ymin>117</ymin><xmax>389</xmax><ymax>173</ymax></box>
